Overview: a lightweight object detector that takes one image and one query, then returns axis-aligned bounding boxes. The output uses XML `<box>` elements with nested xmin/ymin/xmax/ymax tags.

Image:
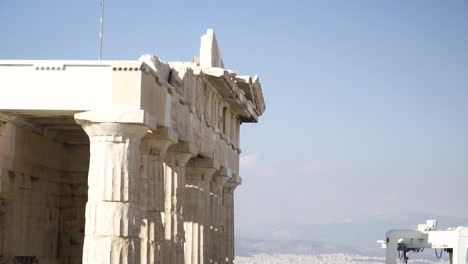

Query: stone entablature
<box><xmin>0</xmin><ymin>29</ymin><xmax>265</xmax><ymax>264</ymax></box>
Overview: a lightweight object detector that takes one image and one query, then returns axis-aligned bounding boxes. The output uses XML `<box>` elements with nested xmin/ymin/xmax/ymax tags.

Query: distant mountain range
<box><xmin>234</xmin><ymin>253</ymin><xmax>449</xmax><ymax>264</ymax></box>
<box><xmin>236</xmin><ymin>212</ymin><xmax>468</xmax><ymax>256</ymax></box>
<box><xmin>236</xmin><ymin>238</ymin><xmax>363</xmax><ymax>256</ymax></box>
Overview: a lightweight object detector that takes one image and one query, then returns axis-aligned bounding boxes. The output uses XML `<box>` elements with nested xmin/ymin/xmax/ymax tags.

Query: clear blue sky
<box><xmin>1</xmin><ymin>0</ymin><xmax>468</xmax><ymax>234</ymax></box>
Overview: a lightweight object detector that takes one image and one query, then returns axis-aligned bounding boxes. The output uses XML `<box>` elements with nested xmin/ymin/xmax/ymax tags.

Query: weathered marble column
<box><xmin>140</xmin><ymin>128</ymin><xmax>177</xmax><ymax>264</ymax></box>
<box><xmin>210</xmin><ymin>168</ymin><xmax>230</xmax><ymax>264</ymax></box>
<box><xmin>184</xmin><ymin>159</ymin><xmax>217</xmax><ymax>264</ymax></box>
<box><xmin>0</xmin><ymin>121</ymin><xmax>6</xmax><ymax>256</ymax></box>
<box><xmin>222</xmin><ymin>175</ymin><xmax>241</xmax><ymax>264</ymax></box>
<box><xmin>0</xmin><ymin>121</ymin><xmax>5</xmax><ymax>135</ymax></box>
<box><xmin>75</xmin><ymin>111</ymin><xmax>150</xmax><ymax>264</ymax></box>
<box><xmin>167</xmin><ymin>142</ymin><xmax>195</xmax><ymax>264</ymax></box>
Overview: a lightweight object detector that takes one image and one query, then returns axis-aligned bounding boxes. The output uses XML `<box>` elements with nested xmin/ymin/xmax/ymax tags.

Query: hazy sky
<box><xmin>1</xmin><ymin>0</ymin><xmax>467</xmax><ymax>234</ymax></box>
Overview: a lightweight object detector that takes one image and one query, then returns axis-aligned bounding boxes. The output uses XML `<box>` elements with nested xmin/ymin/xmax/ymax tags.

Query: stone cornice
<box><xmin>198</xmin><ymin>68</ymin><xmax>260</xmax><ymax>123</ymax></box>
<box><xmin>138</xmin><ymin>56</ymin><xmax>176</xmax><ymax>96</ymax></box>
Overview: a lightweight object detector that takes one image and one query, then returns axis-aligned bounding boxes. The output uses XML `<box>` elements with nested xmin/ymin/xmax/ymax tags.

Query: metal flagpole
<box><xmin>99</xmin><ymin>0</ymin><xmax>104</xmax><ymax>60</ymax></box>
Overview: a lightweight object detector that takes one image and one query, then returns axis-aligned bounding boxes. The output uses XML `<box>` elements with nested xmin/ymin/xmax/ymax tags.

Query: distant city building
<box><xmin>0</xmin><ymin>29</ymin><xmax>265</xmax><ymax>264</ymax></box>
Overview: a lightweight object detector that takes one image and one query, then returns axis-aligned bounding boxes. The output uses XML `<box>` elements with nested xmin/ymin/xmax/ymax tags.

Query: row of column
<box><xmin>183</xmin><ymin>162</ymin><xmax>238</xmax><ymax>264</ymax></box>
<box><xmin>75</xmin><ymin>116</ymin><xmax>240</xmax><ymax>264</ymax></box>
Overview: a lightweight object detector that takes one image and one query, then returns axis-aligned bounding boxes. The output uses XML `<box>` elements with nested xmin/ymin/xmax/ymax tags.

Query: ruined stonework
<box><xmin>0</xmin><ymin>29</ymin><xmax>265</xmax><ymax>264</ymax></box>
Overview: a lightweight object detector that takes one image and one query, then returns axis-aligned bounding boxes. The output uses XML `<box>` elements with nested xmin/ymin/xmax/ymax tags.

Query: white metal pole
<box><xmin>99</xmin><ymin>0</ymin><xmax>104</xmax><ymax>60</ymax></box>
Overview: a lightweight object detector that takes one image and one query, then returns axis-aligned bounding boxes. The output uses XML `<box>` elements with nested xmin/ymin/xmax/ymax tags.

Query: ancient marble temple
<box><xmin>0</xmin><ymin>29</ymin><xmax>265</xmax><ymax>264</ymax></box>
